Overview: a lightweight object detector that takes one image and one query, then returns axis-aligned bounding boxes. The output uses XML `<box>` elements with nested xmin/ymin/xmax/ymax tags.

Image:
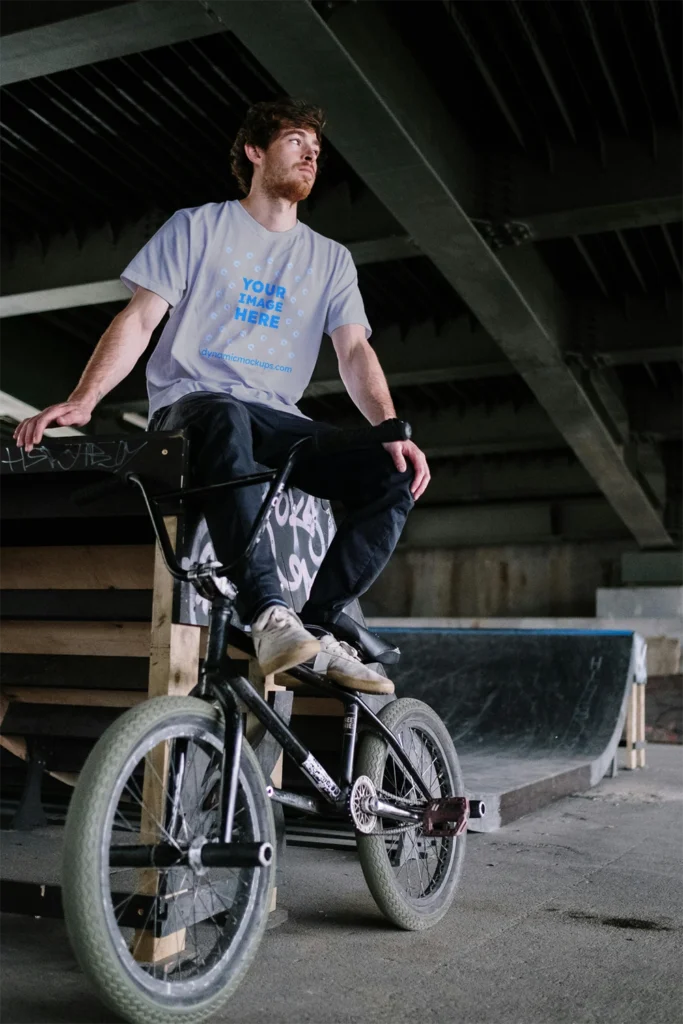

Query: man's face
<box><xmin>256</xmin><ymin>126</ymin><xmax>320</xmax><ymax>202</ymax></box>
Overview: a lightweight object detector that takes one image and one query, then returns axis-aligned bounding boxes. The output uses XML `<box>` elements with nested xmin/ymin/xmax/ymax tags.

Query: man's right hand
<box><xmin>13</xmin><ymin>398</ymin><xmax>94</xmax><ymax>452</ymax></box>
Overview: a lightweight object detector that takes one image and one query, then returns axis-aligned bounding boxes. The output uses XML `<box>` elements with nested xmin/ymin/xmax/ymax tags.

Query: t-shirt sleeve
<box><xmin>324</xmin><ymin>248</ymin><xmax>372</xmax><ymax>338</ymax></box>
<box><xmin>120</xmin><ymin>210</ymin><xmax>191</xmax><ymax>308</ymax></box>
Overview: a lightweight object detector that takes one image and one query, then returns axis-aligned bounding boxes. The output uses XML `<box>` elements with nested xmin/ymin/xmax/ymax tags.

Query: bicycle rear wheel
<box><xmin>355</xmin><ymin>697</ymin><xmax>466</xmax><ymax>930</ymax></box>
<box><xmin>62</xmin><ymin>696</ymin><xmax>275</xmax><ymax>1024</ymax></box>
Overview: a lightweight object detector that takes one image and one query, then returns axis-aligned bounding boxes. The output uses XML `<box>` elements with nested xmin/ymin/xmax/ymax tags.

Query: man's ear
<box><xmin>244</xmin><ymin>142</ymin><xmax>263</xmax><ymax>169</ymax></box>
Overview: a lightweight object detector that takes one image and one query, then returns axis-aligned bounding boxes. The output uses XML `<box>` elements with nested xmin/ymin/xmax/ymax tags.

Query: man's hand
<box><xmin>13</xmin><ymin>398</ymin><xmax>95</xmax><ymax>452</ymax></box>
<box><xmin>383</xmin><ymin>439</ymin><xmax>431</xmax><ymax>500</ymax></box>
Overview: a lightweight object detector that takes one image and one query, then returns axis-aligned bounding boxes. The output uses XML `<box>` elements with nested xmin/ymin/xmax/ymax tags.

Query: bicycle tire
<box><xmin>355</xmin><ymin>697</ymin><xmax>466</xmax><ymax>931</ymax></box>
<box><xmin>62</xmin><ymin>696</ymin><xmax>275</xmax><ymax>1024</ymax></box>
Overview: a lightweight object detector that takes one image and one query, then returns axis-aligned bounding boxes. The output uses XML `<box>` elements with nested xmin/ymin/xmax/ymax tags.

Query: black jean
<box><xmin>151</xmin><ymin>392</ymin><xmax>414</xmax><ymax>624</ymax></box>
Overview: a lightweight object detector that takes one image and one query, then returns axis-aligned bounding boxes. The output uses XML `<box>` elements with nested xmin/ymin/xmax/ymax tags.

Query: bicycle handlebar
<box><xmin>69</xmin><ymin>418</ymin><xmax>413</xmax><ymax>585</ymax></box>
<box><xmin>71</xmin><ymin>419</ymin><xmax>412</xmax><ymax>508</ymax></box>
<box><xmin>309</xmin><ymin>418</ymin><xmax>411</xmax><ymax>456</ymax></box>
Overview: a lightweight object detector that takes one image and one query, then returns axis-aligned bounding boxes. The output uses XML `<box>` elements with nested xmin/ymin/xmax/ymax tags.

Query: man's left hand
<box><xmin>383</xmin><ymin>439</ymin><xmax>431</xmax><ymax>500</ymax></box>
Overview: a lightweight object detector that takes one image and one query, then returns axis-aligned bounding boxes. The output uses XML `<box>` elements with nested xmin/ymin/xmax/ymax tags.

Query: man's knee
<box><xmin>392</xmin><ymin>466</ymin><xmax>415</xmax><ymax>510</ymax></box>
<box><xmin>362</xmin><ymin>449</ymin><xmax>414</xmax><ymax>509</ymax></box>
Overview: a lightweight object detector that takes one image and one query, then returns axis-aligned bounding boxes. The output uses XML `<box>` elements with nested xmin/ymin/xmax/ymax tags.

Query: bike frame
<box><xmin>125</xmin><ymin>443</ymin><xmax>433</xmax><ymax>845</ymax></box>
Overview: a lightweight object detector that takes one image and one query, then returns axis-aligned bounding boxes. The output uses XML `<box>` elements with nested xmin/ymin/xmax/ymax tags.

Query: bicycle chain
<box><xmin>365</xmin><ymin>787</ymin><xmax>425</xmax><ymax>837</ymax></box>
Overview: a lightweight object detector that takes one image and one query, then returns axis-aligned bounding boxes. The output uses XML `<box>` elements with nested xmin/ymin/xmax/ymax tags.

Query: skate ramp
<box><xmin>378</xmin><ymin>627</ymin><xmax>646</xmax><ymax>831</ymax></box>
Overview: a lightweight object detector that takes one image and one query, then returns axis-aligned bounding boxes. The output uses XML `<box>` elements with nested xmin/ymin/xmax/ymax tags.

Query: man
<box><xmin>14</xmin><ymin>99</ymin><xmax>430</xmax><ymax>693</ymax></box>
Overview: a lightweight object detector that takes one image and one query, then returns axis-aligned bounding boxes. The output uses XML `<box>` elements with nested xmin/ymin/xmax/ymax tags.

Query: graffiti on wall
<box><xmin>177</xmin><ymin>485</ymin><xmax>336</xmax><ymax>627</ymax></box>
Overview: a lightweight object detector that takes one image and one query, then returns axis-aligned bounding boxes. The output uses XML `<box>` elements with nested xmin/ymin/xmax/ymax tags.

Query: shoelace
<box><xmin>322</xmin><ymin>635</ymin><xmax>362</xmax><ymax>662</ymax></box>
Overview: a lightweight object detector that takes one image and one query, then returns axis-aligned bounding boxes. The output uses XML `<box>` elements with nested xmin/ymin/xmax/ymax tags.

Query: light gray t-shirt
<box><xmin>121</xmin><ymin>200</ymin><xmax>371</xmax><ymax>419</ymax></box>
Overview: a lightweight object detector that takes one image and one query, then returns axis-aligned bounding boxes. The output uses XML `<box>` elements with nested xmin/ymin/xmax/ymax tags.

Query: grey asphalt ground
<box><xmin>1</xmin><ymin>744</ymin><xmax>681</xmax><ymax>1024</ymax></box>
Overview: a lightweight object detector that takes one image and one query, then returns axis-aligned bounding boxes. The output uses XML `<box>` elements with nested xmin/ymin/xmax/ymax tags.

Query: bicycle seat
<box><xmin>304</xmin><ymin>612</ymin><xmax>401</xmax><ymax>667</ymax></box>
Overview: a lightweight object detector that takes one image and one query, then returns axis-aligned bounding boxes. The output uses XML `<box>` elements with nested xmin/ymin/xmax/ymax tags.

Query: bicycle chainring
<box><xmin>349</xmin><ymin>775</ymin><xmax>378</xmax><ymax>834</ymax></box>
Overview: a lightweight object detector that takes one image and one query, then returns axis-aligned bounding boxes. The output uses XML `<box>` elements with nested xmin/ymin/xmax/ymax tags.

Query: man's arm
<box><xmin>331</xmin><ymin>324</ymin><xmax>430</xmax><ymax>499</ymax></box>
<box><xmin>13</xmin><ymin>287</ymin><xmax>169</xmax><ymax>452</ymax></box>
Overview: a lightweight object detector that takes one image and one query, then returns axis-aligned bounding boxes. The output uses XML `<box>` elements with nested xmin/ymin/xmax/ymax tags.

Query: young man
<box><xmin>14</xmin><ymin>99</ymin><xmax>430</xmax><ymax>692</ymax></box>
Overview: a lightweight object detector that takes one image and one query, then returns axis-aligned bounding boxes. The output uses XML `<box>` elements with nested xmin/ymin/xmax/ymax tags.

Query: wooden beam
<box><xmin>291</xmin><ymin>697</ymin><xmax>345</xmax><ymax>717</ymax></box>
<box><xmin>0</xmin><ymin>546</ymin><xmax>154</xmax><ymax>590</ymax></box>
<box><xmin>148</xmin><ymin>516</ymin><xmax>201</xmax><ymax>699</ymax></box>
<box><xmin>0</xmin><ymin>687</ymin><xmax>144</xmax><ymax>708</ymax></box>
<box><xmin>0</xmin><ymin>621</ymin><xmax>151</xmax><ymax>658</ymax></box>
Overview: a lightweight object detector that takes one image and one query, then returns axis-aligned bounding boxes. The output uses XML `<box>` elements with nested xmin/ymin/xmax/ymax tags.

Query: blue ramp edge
<box><xmin>377</xmin><ymin>627</ymin><xmax>635</xmax><ymax>637</ymax></box>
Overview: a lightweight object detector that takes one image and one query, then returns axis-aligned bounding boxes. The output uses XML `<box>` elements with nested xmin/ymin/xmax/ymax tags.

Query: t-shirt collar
<box><xmin>232</xmin><ymin>199</ymin><xmax>302</xmax><ymax>242</ymax></box>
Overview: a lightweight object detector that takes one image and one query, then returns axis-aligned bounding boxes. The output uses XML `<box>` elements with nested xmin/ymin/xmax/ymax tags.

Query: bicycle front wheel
<box><xmin>355</xmin><ymin>697</ymin><xmax>466</xmax><ymax>931</ymax></box>
<box><xmin>62</xmin><ymin>696</ymin><xmax>275</xmax><ymax>1024</ymax></box>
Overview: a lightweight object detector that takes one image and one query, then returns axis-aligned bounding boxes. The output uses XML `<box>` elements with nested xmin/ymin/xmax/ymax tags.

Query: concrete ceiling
<box><xmin>0</xmin><ymin>0</ymin><xmax>681</xmax><ymax>547</ymax></box>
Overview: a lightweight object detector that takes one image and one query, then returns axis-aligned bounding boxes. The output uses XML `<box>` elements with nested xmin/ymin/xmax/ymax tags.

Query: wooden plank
<box><xmin>0</xmin><ymin>687</ymin><xmax>144</xmax><ymax>708</ymax></box>
<box><xmin>136</xmin><ymin>516</ymin><xmax>199</xmax><ymax>961</ymax></box>
<box><xmin>637</xmin><ymin>684</ymin><xmax>646</xmax><ymax>768</ymax></box>
<box><xmin>132</xmin><ymin>736</ymin><xmax>180</xmax><ymax>962</ymax></box>
<box><xmin>0</xmin><ymin>654</ymin><xmax>149</xmax><ymax>691</ymax></box>
<box><xmin>0</xmin><ymin>590</ymin><xmax>153</xmax><ymax>622</ymax></box>
<box><xmin>1</xmin><ymin>702</ymin><xmax>121</xmax><ymax>737</ymax></box>
<box><xmin>148</xmin><ymin>518</ymin><xmax>200</xmax><ymax>698</ymax></box>
<box><xmin>0</xmin><ymin>693</ymin><xmax>79</xmax><ymax>786</ymax></box>
<box><xmin>133</xmin><ymin>927</ymin><xmax>188</xmax><ymax>964</ymax></box>
<box><xmin>0</xmin><ymin>546</ymin><xmax>154</xmax><ymax>590</ymax></box>
<box><xmin>292</xmin><ymin>697</ymin><xmax>345</xmax><ymax>717</ymax></box>
<box><xmin>0</xmin><ymin>621</ymin><xmax>151</xmax><ymax>658</ymax></box>
<box><xmin>624</xmin><ymin>683</ymin><xmax>638</xmax><ymax>770</ymax></box>
<box><xmin>246</xmin><ymin>662</ymin><xmax>283</xmax><ymax>913</ymax></box>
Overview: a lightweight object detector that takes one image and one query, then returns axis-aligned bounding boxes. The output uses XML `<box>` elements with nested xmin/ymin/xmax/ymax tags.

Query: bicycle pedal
<box><xmin>422</xmin><ymin>796</ymin><xmax>469</xmax><ymax>837</ymax></box>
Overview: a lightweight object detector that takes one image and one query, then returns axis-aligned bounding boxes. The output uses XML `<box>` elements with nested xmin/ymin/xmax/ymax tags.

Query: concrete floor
<box><xmin>1</xmin><ymin>745</ymin><xmax>681</xmax><ymax>1024</ymax></box>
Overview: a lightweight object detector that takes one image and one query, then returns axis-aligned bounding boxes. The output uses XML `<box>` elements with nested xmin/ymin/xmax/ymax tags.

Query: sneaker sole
<box><xmin>325</xmin><ymin>667</ymin><xmax>395</xmax><ymax>695</ymax></box>
<box><xmin>259</xmin><ymin>637</ymin><xmax>321</xmax><ymax>678</ymax></box>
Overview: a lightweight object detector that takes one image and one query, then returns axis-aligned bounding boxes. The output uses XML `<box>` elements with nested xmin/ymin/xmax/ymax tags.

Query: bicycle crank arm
<box><xmin>366</xmin><ymin>798</ymin><xmax>422</xmax><ymax>823</ymax></box>
<box><xmin>109</xmin><ymin>841</ymin><xmax>272</xmax><ymax>870</ymax></box>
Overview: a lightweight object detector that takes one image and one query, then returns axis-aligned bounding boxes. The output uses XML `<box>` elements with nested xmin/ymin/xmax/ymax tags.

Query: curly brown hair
<box><xmin>230</xmin><ymin>98</ymin><xmax>326</xmax><ymax>195</ymax></box>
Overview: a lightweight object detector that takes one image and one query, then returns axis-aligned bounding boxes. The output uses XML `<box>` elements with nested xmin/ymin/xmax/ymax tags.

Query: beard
<box><xmin>261</xmin><ymin>164</ymin><xmax>315</xmax><ymax>203</ymax></box>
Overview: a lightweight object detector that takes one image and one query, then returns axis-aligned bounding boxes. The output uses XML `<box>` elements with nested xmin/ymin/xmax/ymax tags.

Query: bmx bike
<box><xmin>61</xmin><ymin>419</ymin><xmax>476</xmax><ymax>1024</ymax></box>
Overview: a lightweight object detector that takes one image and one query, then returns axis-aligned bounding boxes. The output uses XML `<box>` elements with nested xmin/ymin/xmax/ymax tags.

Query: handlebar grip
<box><xmin>71</xmin><ymin>473</ymin><xmax>130</xmax><ymax>507</ymax></box>
<box><xmin>310</xmin><ymin>418</ymin><xmax>412</xmax><ymax>457</ymax></box>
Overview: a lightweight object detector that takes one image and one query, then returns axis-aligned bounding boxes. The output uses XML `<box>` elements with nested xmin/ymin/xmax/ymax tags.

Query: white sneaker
<box><xmin>312</xmin><ymin>634</ymin><xmax>395</xmax><ymax>695</ymax></box>
<box><xmin>251</xmin><ymin>605</ymin><xmax>321</xmax><ymax>677</ymax></box>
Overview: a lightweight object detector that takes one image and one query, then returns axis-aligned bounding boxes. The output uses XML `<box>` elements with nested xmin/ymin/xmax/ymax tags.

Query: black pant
<box><xmin>152</xmin><ymin>393</ymin><xmax>414</xmax><ymax>624</ymax></box>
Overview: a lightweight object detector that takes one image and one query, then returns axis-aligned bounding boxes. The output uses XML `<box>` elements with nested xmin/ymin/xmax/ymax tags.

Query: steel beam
<box><xmin>421</xmin><ymin>454</ymin><xmax>597</xmax><ymax>506</ymax></box>
<box><xmin>210</xmin><ymin>0</ymin><xmax>670</xmax><ymax>547</ymax></box>
<box><xmin>483</xmin><ymin>132</ymin><xmax>682</xmax><ymax>241</ymax></box>
<box><xmin>630</xmin><ymin>392</ymin><xmax>683</xmax><ymax>441</ymax></box>
<box><xmin>0</xmin><ymin>390</ymin><xmax>81</xmax><ymax>437</ymax></box>
<box><xmin>0</xmin><ymin>215</ymin><xmax>418</xmax><ymax>316</ymax></box>
<box><xmin>307</xmin><ymin>315</ymin><xmax>510</xmax><ymax>396</ymax></box>
<box><xmin>0</xmin><ymin>1</ymin><xmax>222</xmax><ymax>86</ymax></box>
<box><xmin>570</xmin><ymin>295</ymin><xmax>682</xmax><ymax>367</ymax></box>
<box><xmin>322</xmin><ymin>402</ymin><xmax>564</xmax><ymax>459</ymax></box>
<box><xmin>306</xmin><ymin>296</ymin><xmax>682</xmax><ymax>395</ymax></box>
<box><xmin>401</xmin><ymin>497</ymin><xmax>630</xmax><ymax>548</ymax></box>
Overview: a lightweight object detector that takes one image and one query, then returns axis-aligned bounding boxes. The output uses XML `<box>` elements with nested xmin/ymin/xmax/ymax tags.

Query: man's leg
<box><xmin>151</xmin><ymin>394</ymin><xmax>319</xmax><ymax>672</ymax></box>
<box><xmin>294</xmin><ymin>443</ymin><xmax>414</xmax><ymax>624</ymax></box>
<box><xmin>153</xmin><ymin>394</ymin><xmax>283</xmax><ymax>620</ymax></box>
<box><xmin>248</xmin><ymin>425</ymin><xmax>411</xmax><ymax>693</ymax></box>
<box><xmin>245</xmin><ymin>407</ymin><xmax>414</xmax><ymax>625</ymax></box>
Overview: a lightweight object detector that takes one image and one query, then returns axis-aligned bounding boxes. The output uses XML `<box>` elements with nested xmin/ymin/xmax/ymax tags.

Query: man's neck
<box><xmin>240</xmin><ymin>193</ymin><xmax>298</xmax><ymax>233</ymax></box>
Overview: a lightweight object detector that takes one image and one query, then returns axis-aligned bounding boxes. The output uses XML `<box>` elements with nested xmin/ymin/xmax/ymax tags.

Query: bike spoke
<box><xmin>380</xmin><ymin>724</ymin><xmax>456</xmax><ymax>899</ymax></box>
<box><xmin>97</xmin><ymin>719</ymin><xmax>264</xmax><ymax>992</ymax></box>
